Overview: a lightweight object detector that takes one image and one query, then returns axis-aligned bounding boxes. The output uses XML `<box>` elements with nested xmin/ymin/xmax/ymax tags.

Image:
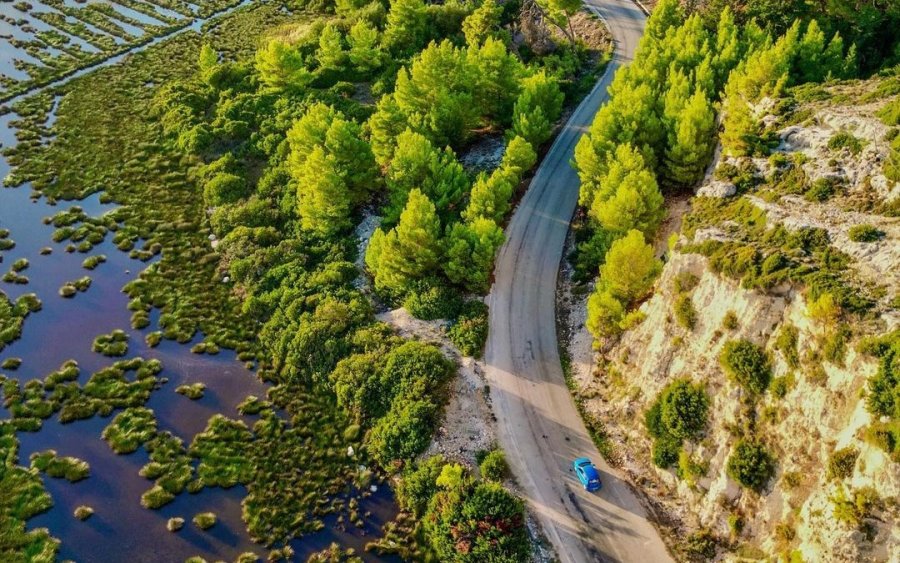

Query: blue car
<box><xmin>573</xmin><ymin>457</ymin><xmax>602</xmax><ymax>492</ymax></box>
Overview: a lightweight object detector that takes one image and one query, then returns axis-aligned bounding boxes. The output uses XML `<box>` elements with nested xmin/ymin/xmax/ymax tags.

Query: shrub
<box><xmin>479</xmin><ymin>449</ymin><xmax>508</xmax><ymax>482</ymax></box>
<box><xmin>770</xmin><ymin>373</ymin><xmax>795</xmax><ymax>399</ymax></box>
<box><xmin>722</xmin><ymin>310</ymin><xmax>738</xmax><ymax>330</ymax></box>
<box><xmin>827</xmin><ymin>131</ymin><xmax>864</xmax><ymax>155</ymax></box>
<box><xmin>674</xmin><ymin>294</ymin><xmax>697</xmax><ymax>330</ymax></box>
<box><xmin>651</xmin><ymin>435</ymin><xmax>681</xmax><ymax>469</ymax></box>
<box><xmin>726</xmin><ymin>439</ymin><xmax>775</xmax><ymax>491</ymax></box>
<box><xmin>658</xmin><ymin>379</ymin><xmax>709</xmax><ymax>440</ymax></box>
<box><xmin>448</xmin><ymin>301</ymin><xmax>488</xmax><ymax>357</ymax></box>
<box><xmin>402</xmin><ymin>283</ymin><xmax>462</xmax><ymax>320</ymax></box>
<box><xmin>804</xmin><ymin>178</ymin><xmax>837</xmax><ymax>202</ymax></box>
<box><xmin>683</xmin><ymin>529</ymin><xmax>717</xmax><ymax>560</ymax></box>
<box><xmin>848</xmin><ymin>224</ymin><xmax>884</xmax><ymax>243</ymax></box>
<box><xmin>827</xmin><ymin>446</ymin><xmax>859</xmax><ymax>480</ymax></box>
<box><xmin>396</xmin><ymin>455</ymin><xmax>446</xmax><ymax>517</ymax></box>
<box><xmin>720</xmin><ymin>339</ymin><xmax>771</xmax><ymax>394</ymax></box>
<box><xmin>774</xmin><ymin>324</ymin><xmax>800</xmax><ymax>369</ymax></box>
<box><xmin>74</xmin><ymin>506</ymin><xmax>93</xmax><ymax>521</ymax></box>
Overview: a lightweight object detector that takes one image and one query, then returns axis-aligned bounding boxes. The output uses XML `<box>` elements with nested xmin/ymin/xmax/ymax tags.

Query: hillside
<box><xmin>567</xmin><ymin>72</ymin><xmax>900</xmax><ymax>560</ymax></box>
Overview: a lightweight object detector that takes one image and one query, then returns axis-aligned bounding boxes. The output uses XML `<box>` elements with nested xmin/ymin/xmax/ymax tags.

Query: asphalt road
<box><xmin>483</xmin><ymin>1</ymin><xmax>673</xmax><ymax>562</ymax></box>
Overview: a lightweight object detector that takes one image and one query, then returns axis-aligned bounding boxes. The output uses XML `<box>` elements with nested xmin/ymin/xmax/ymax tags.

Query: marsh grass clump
<box><xmin>176</xmin><ymin>383</ymin><xmax>205</xmax><ymax>400</ymax></box>
<box><xmin>1</xmin><ymin>290</ymin><xmax>39</xmax><ymax>351</ymax></box>
<box><xmin>193</xmin><ymin>512</ymin><xmax>217</xmax><ymax>530</ymax></box>
<box><xmin>59</xmin><ymin>284</ymin><xmax>77</xmax><ymax>298</ymax></box>
<box><xmin>82</xmin><ymin>255</ymin><xmax>107</xmax><ymax>270</ymax></box>
<box><xmin>60</xmin><ymin>276</ymin><xmax>91</xmax><ymax>298</ymax></box>
<box><xmin>189</xmin><ymin>415</ymin><xmax>254</xmax><ymax>488</ymax></box>
<box><xmin>74</xmin><ymin>505</ymin><xmax>94</xmax><ymax>521</ymax></box>
<box><xmin>102</xmin><ymin>407</ymin><xmax>157</xmax><ymax>454</ymax></box>
<box><xmin>92</xmin><ymin>329</ymin><xmax>129</xmax><ymax>357</ymax></box>
<box><xmin>29</xmin><ymin>450</ymin><xmax>90</xmax><ymax>482</ymax></box>
<box><xmin>11</xmin><ymin>258</ymin><xmax>29</xmax><ymax>272</ymax></box>
<box><xmin>167</xmin><ymin>517</ymin><xmax>185</xmax><ymax>532</ymax></box>
<box><xmin>1</xmin><ymin>357</ymin><xmax>22</xmax><ymax>370</ymax></box>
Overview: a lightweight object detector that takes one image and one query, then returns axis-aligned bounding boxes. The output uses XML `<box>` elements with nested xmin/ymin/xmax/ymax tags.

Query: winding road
<box><xmin>484</xmin><ymin>1</ymin><xmax>673</xmax><ymax>561</ymax></box>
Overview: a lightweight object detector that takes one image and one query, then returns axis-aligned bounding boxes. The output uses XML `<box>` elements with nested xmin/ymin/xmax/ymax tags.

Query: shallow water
<box><xmin>0</xmin><ymin>8</ymin><xmax>399</xmax><ymax>561</ymax></box>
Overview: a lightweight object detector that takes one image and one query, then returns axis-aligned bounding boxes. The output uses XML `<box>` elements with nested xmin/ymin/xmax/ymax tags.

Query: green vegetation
<box><xmin>102</xmin><ymin>407</ymin><xmax>158</xmax><ymax>454</ymax></box>
<box><xmin>73</xmin><ymin>505</ymin><xmax>94</xmax><ymax>521</ymax></box>
<box><xmin>726</xmin><ymin>439</ymin><xmax>776</xmax><ymax>491</ymax></box>
<box><xmin>167</xmin><ymin>517</ymin><xmax>185</xmax><ymax>532</ymax></box>
<box><xmin>859</xmin><ymin>332</ymin><xmax>899</xmax><ymax>461</ymax></box>
<box><xmin>827</xmin><ymin>131</ymin><xmax>864</xmax><ymax>154</ymax></box>
<box><xmin>645</xmin><ymin>379</ymin><xmax>709</xmax><ymax>470</ymax></box>
<box><xmin>193</xmin><ymin>511</ymin><xmax>217</xmax><ymax>530</ymax></box>
<box><xmin>827</xmin><ymin>446</ymin><xmax>859</xmax><ymax>480</ymax></box>
<box><xmin>92</xmin><ymin>329</ymin><xmax>129</xmax><ymax>357</ymax></box>
<box><xmin>1</xmin><ymin>291</ymin><xmax>41</xmax><ymax>352</ymax></box>
<box><xmin>674</xmin><ymin>294</ymin><xmax>697</xmax><ymax>330</ymax></box>
<box><xmin>29</xmin><ymin>450</ymin><xmax>90</xmax><ymax>482</ymax></box>
<box><xmin>848</xmin><ymin>224</ymin><xmax>885</xmax><ymax>243</ymax></box>
<box><xmin>478</xmin><ymin>448</ymin><xmax>509</xmax><ymax>482</ymax></box>
<box><xmin>720</xmin><ymin>339</ymin><xmax>772</xmax><ymax>395</ymax></box>
<box><xmin>175</xmin><ymin>383</ymin><xmax>206</xmax><ymax>400</ymax></box>
<box><xmin>447</xmin><ymin>301</ymin><xmax>489</xmax><ymax>357</ymax></box>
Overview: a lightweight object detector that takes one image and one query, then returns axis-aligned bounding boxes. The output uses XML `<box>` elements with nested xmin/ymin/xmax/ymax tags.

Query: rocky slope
<box><xmin>568</xmin><ymin>76</ymin><xmax>900</xmax><ymax>560</ymax></box>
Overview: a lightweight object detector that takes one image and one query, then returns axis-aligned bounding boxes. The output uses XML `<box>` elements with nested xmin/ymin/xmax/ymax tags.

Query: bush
<box><xmin>651</xmin><ymin>435</ymin><xmax>681</xmax><ymax>469</ymax></box>
<box><xmin>674</xmin><ymin>294</ymin><xmax>697</xmax><ymax>330</ymax></box>
<box><xmin>193</xmin><ymin>512</ymin><xmax>217</xmax><ymax>530</ymax></box>
<box><xmin>827</xmin><ymin>131</ymin><xmax>864</xmax><ymax>155</ymax></box>
<box><xmin>722</xmin><ymin>310</ymin><xmax>738</xmax><ymax>330</ymax></box>
<box><xmin>848</xmin><ymin>224</ymin><xmax>885</xmax><ymax>243</ymax></box>
<box><xmin>720</xmin><ymin>339</ymin><xmax>772</xmax><ymax>394</ymax></box>
<box><xmin>683</xmin><ymin>529</ymin><xmax>717</xmax><ymax>560</ymax></box>
<box><xmin>396</xmin><ymin>455</ymin><xmax>446</xmax><ymax>517</ymax></box>
<box><xmin>658</xmin><ymin>379</ymin><xmax>709</xmax><ymax>440</ymax></box>
<box><xmin>448</xmin><ymin>301</ymin><xmax>488</xmax><ymax>357</ymax></box>
<box><xmin>479</xmin><ymin>449</ymin><xmax>508</xmax><ymax>481</ymax></box>
<box><xmin>403</xmin><ymin>283</ymin><xmax>462</xmax><ymax>320</ymax></box>
<box><xmin>726</xmin><ymin>439</ymin><xmax>775</xmax><ymax>491</ymax></box>
<box><xmin>827</xmin><ymin>446</ymin><xmax>859</xmax><ymax>480</ymax></box>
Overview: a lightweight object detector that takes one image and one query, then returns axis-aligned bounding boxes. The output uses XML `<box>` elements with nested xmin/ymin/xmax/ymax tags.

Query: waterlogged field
<box><xmin>0</xmin><ymin>2</ymin><xmax>400</xmax><ymax>561</ymax></box>
<box><xmin>0</xmin><ymin>0</ymin><xmax>246</xmax><ymax>100</ymax></box>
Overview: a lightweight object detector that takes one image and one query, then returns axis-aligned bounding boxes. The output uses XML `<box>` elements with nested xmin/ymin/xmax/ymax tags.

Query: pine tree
<box><xmin>712</xmin><ymin>7</ymin><xmax>742</xmax><ymax>91</ymax></box>
<box><xmin>296</xmin><ymin>146</ymin><xmax>352</xmax><ymax>236</ymax></box>
<box><xmin>383</xmin><ymin>0</ymin><xmax>427</xmax><ymax>56</ymax></box>
<box><xmin>536</xmin><ymin>0</ymin><xmax>582</xmax><ymax>44</ymax></box>
<box><xmin>462</xmin><ymin>0</ymin><xmax>502</xmax><ymax>46</ymax></box>
<box><xmin>586</xmin><ymin>288</ymin><xmax>625</xmax><ymax>340</ymax></box>
<box><xmin>348</xmin><ymin>20</ymin><xmax>383</xmax><ymax>73</ymax></box>
<box><xmin>384</xmin><ymin>130</ymin><xmax>468</xmax><ymax>225</ymax></box>
<box><xmin>512</xmin><ymin>71</ymin><xmax>564</xmax><ymax>147</ymax></box>
<box><xmin>468</xmin><ymin>37</ymin><xmax>525</xmax><ymax>124</ymax></box>
<box><xmin>463</xmin><ymin>169</ymin><xmax>515</xmax><ymax>223</ymax></box>
<box><xmin>394</xmin><ymin>40</ymin><xmax>478</xmax><ymax>148</ymax></box>
<box><xmin>590</xmin><ymin>144</ymin><xmax>664</xmax><ymax>237</ymax></box>
<box><xmin>255</xmin><ymin>39</ymin><xmax>312</xmax><ymax>92</ymax></box>
<box><xmin>598</xmin><ymin>229</ymin><xmax>661</xmax><ymax>303</ymax></box>
<box><xmin>317</xmin><ymin>23</ymin><xmax>347</xmax><ymax>72</ymax></box>
<box><xmin>663</xmin><ymin>89</ymin><xmax>716</xmax><ymax>187</ymax></box>
<box><xmin>796</xmin><ymin>20</ymin><xmax>826</xmax><ymax>83</ymax></box>
<box><xmin>368</xmin><ymin>95</ymin><xmax>409</xmax><ymax>166</ymax></box>
<box><xmin>366</xmin><ymin>189</ymin><xmax>443</xmax><ymax>294</ymax></box>
<box><xmin>501</xmin><ymin>135</ymin><xmax>538</xmax><ymax>174</ymax></box>
<box><xmin>643</xmin><ymin>0</ymin><xmax>682</xmax><ymax>44</ymax></box>
<box><xmin>443</xmin><ymin>218</ymin><xmax>505</xmax><ymax>293</ymax></box>
<box><xmin>287</xmin><ymin>102</ymin><xmax>340</xmax><ymax>169</ymax></box>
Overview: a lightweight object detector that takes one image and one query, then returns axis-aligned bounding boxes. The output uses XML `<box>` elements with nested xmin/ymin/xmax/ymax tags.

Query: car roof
<box><xmin>583</xmin><ymin>465</ymin><xmax>600</xmax><ymax>479</ymax></box>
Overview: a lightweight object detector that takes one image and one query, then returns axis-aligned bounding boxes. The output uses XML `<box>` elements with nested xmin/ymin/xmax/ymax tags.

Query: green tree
<box><xmin>394</xmin><ymin>40</ymin><xmax>479</xmax><ymax>148</ymax></box>
<box><xmin>295</xmin><ymin>146</ymin><xmax>353</xmax><ymax>236</ymax></box>
<box><xmin>462</xmin><ymin>0</ymin><xmax>502</xmax><ymax>46</ymax></box>
<box><xmin>512</xmin><ymin>71</ymin><xmax>564</xmax><ymax>147</ymax></box>
<box><xmin>727</xmin><ymin>439</ymin><xmax>775</xmax><ymax>491</ymax></box>
<box><xmin>536</xmin><ymin>0</ymin><xmax>582</xmax><ymax>44</ymax></box>
<box><xmin>396</xmin><ymin>455</ymin><xmax>446</xmax><ymax>516</ymax></box>
<box><xmin>348</xmin><ymin>20</ymin><xmax>383</xmax><ymax>73</ymax></box>
<box><xmin>368</xmin><ymin>398</ymin><xmax>438</xmax><ymax>465</ymax></box>
<box><xmin>443</xmin><ymin>218</ymin><xmax>505</xmax><ymax>293</ymax></box>
<box><xmin>383</xmin><ymin>0</ymin><xmax>427</xmax><ymax>55</ymax></box>
<box><xmin>384</xmin><ymin>129</ymin><xmax>468</xmax><ymax>224</ymax></box>
<box><xmin>586</xmin><ymin>289</ymin><xmax>625</xmax><ymax>340</ymax></box>
<box><xmin>366</xmin><ymin>189</ymin><xmax>443</xmax><ymax>294</ymax></box>
<box><xmin>368</xmin><ymin>95</ymin><xmax>408</xmax><ymax>166</ymax></box>
<box><xmin>255</xmin><ymin>39</ymin><xmax>312</xmax><ymax>92</ymax></box>
<box><xmin>590</xmin><ymin>144</ymin><xmax>665</xmax><ymax>237</ymax></box>
<box><xmin>598</xmin><ymin>229</ymin><xmax>661</xmax><ymax>303</ymax></box>
<box><xmin>316</xmin><ymin>23</ymin><xmax>347</xmax><ymax>72</ymax></box>
<box><xmin>463</xmin><ymin>169</ymin><xmax>515</xmax><ymax>223</ymax></box>
<box><xmin>467</xmin><ymin>37</ymin><xmax>524</xmax><ymax>124</ymax></box>
<box><xmin>658</xmin><ymin>379</ymin><xmax>709</xmax><ymax>440</ymax></box>
<box><xmin>664</xmin><ymin>89</ymin><xmax>716</xmax><ymax>187</ymax></box>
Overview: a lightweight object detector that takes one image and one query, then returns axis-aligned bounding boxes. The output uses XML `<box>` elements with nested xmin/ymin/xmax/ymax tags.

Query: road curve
<box><xmin>484</xmin><ymin>1</ymin><xmax>672</xmax><ymax>562</ymax></box>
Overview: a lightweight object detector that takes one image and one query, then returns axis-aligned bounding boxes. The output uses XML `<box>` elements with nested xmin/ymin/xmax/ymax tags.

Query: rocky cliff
<box><xmin>567</xmin><ymin>75</ymin><xmax>900</xmax><ymax>561</ymax></box>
